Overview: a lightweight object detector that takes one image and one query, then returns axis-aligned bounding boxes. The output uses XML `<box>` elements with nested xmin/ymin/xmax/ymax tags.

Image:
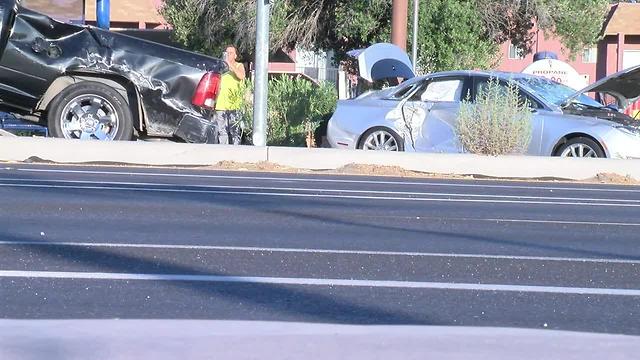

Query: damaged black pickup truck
<box><xmin>0</xmin><ymin>0</ymin><xmax>226</xmax><ymax>143</ymax></box>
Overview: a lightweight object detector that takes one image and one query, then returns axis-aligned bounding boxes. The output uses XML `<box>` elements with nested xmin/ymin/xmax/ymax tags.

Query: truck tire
<box><xmin>47</xmin><ymin>81</ymin><xmax>134</xmax><ymax>141</ymax></box>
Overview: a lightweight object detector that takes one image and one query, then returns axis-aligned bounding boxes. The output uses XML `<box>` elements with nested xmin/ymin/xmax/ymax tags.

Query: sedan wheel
<box><xmin>361</xmin><ymin>129</ymin><xmax>401</xmax><ymax>151</ymax></box>
<box><xmin>560</xmin><ymin>143</ymin><xmax>598</xmax><ymax>158</ymax></box>
<box><xmin>556</xmin><ymin>137</ymin><xmax>605</xmax><ymax>158</ymax></box>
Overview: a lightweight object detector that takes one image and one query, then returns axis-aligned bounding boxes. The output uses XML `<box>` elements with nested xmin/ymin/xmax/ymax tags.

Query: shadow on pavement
<box><xmin>0</xmin><ymin>232</ymin><xmax>436</xmax><ymax>325</ymax></box>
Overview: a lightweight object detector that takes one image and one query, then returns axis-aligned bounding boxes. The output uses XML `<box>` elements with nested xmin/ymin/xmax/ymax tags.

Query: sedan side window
<box><xmin>474</xmin><ymin>78</ymin><xmax>542</xmax><ymax>109</ymax></box>
<box><xmin>520</xmin><ymin>92</ymin><xmax>543</xmax><ymax>110</ymax></box>
<box><xmin>418</xmin><ymin>79</ymin><xmax>464</xmax><ymax>102</ymax></box>
<box><xmin>390</xmin><ymin>82</ymin><xmax>423</xmax><ymax>100</ymax></box>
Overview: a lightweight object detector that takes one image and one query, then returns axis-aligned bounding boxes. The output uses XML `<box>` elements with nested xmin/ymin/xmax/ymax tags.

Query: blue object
<box><xmin>347</xmin><ymin>49</ymin><xmax>365</xmax><ymax>58</ymax></box>
<box><xmin>0</xmin><ymin>113</ymin><xmax>48</xmax><ymax>136</ymax></box>
<box><xmin>97</xmin><ymin>0</ymin><xmax>110</xmax><ymax>29</ymax></box>
<box><xmin>533</xmin><ymin>51</ymin><xmax>558</xmax><ymax>62</ymax></box>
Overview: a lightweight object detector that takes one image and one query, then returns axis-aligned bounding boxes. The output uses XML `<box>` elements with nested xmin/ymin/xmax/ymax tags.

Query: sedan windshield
<box><xmin>515</xmin><ymin>77</ymin><xmax>603</xmax><ymax>108</ymax></box>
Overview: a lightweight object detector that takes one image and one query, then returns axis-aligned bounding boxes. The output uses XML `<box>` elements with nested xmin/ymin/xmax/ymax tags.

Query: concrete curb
<box><xmin>0</xmin><ymin>137</ymin><xmax>266</xmax><ymax>166</ymax></box>
<box><xmin>1</xmin><ymin>136</ymin><xmax>640</xmax><ymax>180</ymax></box>
<box><xmin>267</xmin><ymin>146</ymin><xmax>640</xmax><ymax>179</ymax></box>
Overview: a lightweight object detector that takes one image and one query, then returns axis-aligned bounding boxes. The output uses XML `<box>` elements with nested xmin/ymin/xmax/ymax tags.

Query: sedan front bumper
<box><xmin>602</xmin><ymin>128</ymin><xmax>640</xmax><ymax>159</ymax></box>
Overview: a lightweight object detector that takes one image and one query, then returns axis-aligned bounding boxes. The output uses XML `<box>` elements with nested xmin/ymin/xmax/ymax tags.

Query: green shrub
<box><xmin>456</xmin><ymin>78</ymin><xmax>532</xmax><ymax>156</ymax></box>
<box><xmin>229</xmin><ymin>79</ymin><xmax>254</xmax><ymax>142</ymax></box>
<box><xmin>268</xmin><ymin>76</ymin><xmax>312</xmax><ymax>146</ymax></box>
<box><xmin>235</xmin><ymin>76</ymin><xmax>337</xmax><ymax>147</ymax></box>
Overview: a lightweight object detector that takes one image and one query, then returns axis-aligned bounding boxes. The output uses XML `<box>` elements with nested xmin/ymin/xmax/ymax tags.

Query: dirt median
<box><xmin>583</xmin><ymin>172</ymin><xmax>640</xmax><ymax>185</ymax></box>
<box><xmin>206</xmin><ymin>161</ymin><xmax>640</xmax><ymax>185</ymax></box>
<box><xmin>207</xmin><ymin>161</ymin><xmax>469</xmax><ymax>178</ymax></box>
<box><xmin>6</xmin><ymin>157</ymin><xmax>640</xmax><ymax>185</ymax></box>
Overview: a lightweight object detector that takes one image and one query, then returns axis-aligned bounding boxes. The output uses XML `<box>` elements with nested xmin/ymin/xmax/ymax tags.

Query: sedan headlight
<box><xmin>615</xmin><ymin>125</ymin><xmax>640</xmax><ymax>137</ymax></box>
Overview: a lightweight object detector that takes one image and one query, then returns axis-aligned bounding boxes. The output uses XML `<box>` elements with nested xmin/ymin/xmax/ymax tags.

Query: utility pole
<box><xmin>253</xmin><ymin>0</ymin><xmax>271</xmax><ymax>147</ymax></box>
<box><xmin>391</xmin><ymin>0</ymin><xmax>409</xmax><ymax>51</ymax></box>
<box><xmin>411</xmin><ymin>0</ymin><xmax>419</xmax><ymax>72</ymax></box>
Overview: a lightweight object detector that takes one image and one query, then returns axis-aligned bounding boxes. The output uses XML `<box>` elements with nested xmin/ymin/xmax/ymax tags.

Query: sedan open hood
<box><xmin>355</xmin><ymin>43</ymin><xmax>415</xmax><ymax>82</ymax></box>
<box><xmin>563</xmin><ymin>64</ymin><xmax>640</xmax><ymax>108</ymax></box>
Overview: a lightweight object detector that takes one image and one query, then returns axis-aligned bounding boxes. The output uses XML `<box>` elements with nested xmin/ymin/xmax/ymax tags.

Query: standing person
<box><xmin>215</xmin><ymin>45</ymin><xmax>246</xmax><ymax>145</ymax></box>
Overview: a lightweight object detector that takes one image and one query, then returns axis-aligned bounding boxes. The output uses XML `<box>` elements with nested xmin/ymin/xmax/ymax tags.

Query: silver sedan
<box><xmin>327</xmin><ymin>66</ymin><xmax>640</xmax><ymax>158</ymax></box>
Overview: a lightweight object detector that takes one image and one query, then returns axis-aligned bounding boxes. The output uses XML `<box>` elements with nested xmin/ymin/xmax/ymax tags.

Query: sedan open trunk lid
<box><xmin>355</xmin><ymin>43</ymin><xmax>415</xmax><ymax>82</ymax></box>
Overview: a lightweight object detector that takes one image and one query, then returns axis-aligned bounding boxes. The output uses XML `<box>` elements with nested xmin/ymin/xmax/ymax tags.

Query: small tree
<box><xmin>412</xmin><ymin>0</ymin><xmax>498</xmax><ymax>73</ymax></box>
<box><xmin>456</xmin><ymin>79</ymin><xmax>532</xmax><ymax>156</ymax></box>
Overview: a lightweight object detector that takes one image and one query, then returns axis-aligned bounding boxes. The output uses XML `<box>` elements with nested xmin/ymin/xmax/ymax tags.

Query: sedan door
<box><xmin>401</xmin><ymin>76</ymin><xmax>470</xmax><ymax>153</ymax></box>
<box><xmin>471</xmin><ymin>76</ymin><xmax>546</xmax><ymax>155</ymax></box>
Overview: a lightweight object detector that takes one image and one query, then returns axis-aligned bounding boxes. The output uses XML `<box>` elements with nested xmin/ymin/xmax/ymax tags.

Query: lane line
<box><xmin>339</xmin><ymin>215</ymin><xmax>640</xmax><ymax>227</ymax></box>
<box><xmin>480</xmin><ymin>218</ymin><xmax>640</xmax><ymax>226</ymax></box>
<box><xmin>2</xmin><ymin>270</ymin><xmax>639</xmax><ymax>296</ymax></box>
<box><xmin>2</xmin><ymin>183</ymin><xmax>640</xmax><ymax>207</ymax></box>
<box><xmin>8</xmin><ymin>167</ymin><xmax>640</xmax><ymax>193</ymax></box>
<box><xmin>1</xmin><ymin>177</ymin><xmax>639</xmax><ymax>203</ymax></box>
<box><xmin>1</xmin><ymin>241</ymin><xmax>638</xmax><ymax>264</ymax></box>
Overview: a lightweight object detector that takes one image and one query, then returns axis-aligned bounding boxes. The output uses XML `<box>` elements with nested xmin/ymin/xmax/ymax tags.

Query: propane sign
<box><xmin>522</xmin><ymin>59</ymin><xmax>587</xmax><ymax>90</ymax></box>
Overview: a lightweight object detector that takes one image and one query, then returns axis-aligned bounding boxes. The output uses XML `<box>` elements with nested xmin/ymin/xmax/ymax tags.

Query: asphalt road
<box><xmin>1</xmin><ymin>163</ymin><xmax>639</xmax><ymax>335</ymax></box>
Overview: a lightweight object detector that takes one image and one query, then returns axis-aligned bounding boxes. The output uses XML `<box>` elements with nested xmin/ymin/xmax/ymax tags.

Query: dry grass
<box><xmin>584</xmin><ymin>173</ymin><xmax>639</xmax><ymax>185</ymax></box>
<box><xmin>206</xmin><ymin>161</ymin><xmax>472</xmax><ymax>179</ymax></box>
<box><xmin>456</xmin><ymin>78</ymin><xmax>532</xmax><ymax>156</ymax></box>
<box><xmin>212</xmin><ymin>161</ymin><xmax>298</xmax><ymax>172</ymax></box>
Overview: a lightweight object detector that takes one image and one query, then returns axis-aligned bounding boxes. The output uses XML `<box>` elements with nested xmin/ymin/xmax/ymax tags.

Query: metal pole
<box><xmin>391</xmin><ymin>0</ymin><xmax>409</xmax><ymax>51</ymax></box>
<box><xmin>411</xmin><ymin>0</ymin><xmax>419</xmax><ymax>72</ymax></box>
<box><xmin>80</xmin><ymin>0</ymin><xmax>87</xmax><ymax>24</ymax></box>
<box><xmin>252</xmin><ymin>0</ymin><xmax>271</xmax><ymax>147</ymax></box>
<box><xmin>96</xmin><ymin>0</ymin><xmax>110</xmax><ymax>29</ymax></box>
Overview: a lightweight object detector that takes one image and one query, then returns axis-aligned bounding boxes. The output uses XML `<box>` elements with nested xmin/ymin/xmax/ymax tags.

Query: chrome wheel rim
<box><xmin>560</xmin><ymin>143</ymin><xmax>598</xmax><ymax>158</ymax></box>
<box><xmin>59</xmin><ymin>95</ymin><xmax>119</xmax><ymax>140</ymax></box>
<box><xmin>362</xmin><ymin>130</ymin><xmax>399</xmax><ymax>151</ymax></box>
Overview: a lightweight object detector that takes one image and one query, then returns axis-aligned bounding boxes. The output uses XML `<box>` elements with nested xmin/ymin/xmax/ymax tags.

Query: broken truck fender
<box><xmin>0</xmin><ymin>0</ymin><xmax>227</xmax><ymax>143</ymax></box>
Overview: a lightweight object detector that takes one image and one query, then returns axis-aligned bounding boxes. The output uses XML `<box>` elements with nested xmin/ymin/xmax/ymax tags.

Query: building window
<box><xmin>508</xmin><ymin>43</ymin><xmax>524</xmax><ymax>60</ymax></box>
<box><xmin>582</xmin><ymin>47</ymin><xmax>597</xmax><ymax>64</ymax></box>
<box><xmin>623</xmin><ymin>50</ymin><xmax>640</xmax><ymax>70</ymax></box>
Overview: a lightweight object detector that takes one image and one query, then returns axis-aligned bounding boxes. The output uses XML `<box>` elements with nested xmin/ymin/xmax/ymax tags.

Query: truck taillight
<box><xmin>192</xmin><ymin>72</ymin><xmax>221</xmax><ymax>109</ymax></box>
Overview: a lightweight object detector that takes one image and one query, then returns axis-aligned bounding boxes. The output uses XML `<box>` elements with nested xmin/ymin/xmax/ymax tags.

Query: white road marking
<box><xmin>479</xmin><ymin>218</ymin><xmax>640</xmax><ymax>226</ymax></box>
<box><xmin>1</xmin><ymin>270</ymin><xmax>639</xmax><ymax>296</ymax></box>
<box><xmin>9</xmin><ymin>167</ymin><xmax>640</xmax><ymax>193</ymax></box>
<box><xmin>347</xmin><ymin>215</ymin><xmax>640</xmax><ymax>227</ymax></box>
<box><xmin>1</xmin><ymin>177</ymin><xmax>639</xmax><ymax>203</ymax></box>
<box><xmin>2</xmin><ymin>182</ymin><xmax>640</xmax><ymax>207</ymax></box>
<box><xmin>0</xmin><ymin>240</ymin><xmax>638</xmax><ymax>265</ymax></box>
